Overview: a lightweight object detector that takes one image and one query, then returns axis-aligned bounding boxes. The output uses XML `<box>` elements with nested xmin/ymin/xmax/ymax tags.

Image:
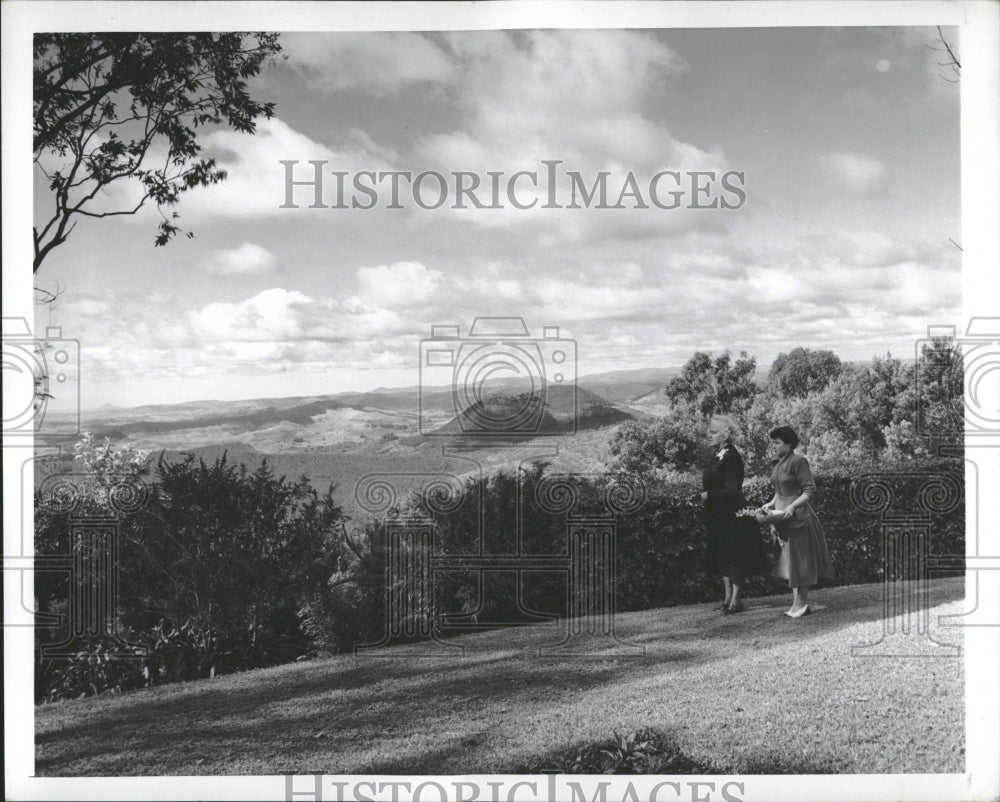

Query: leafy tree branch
<box><xmin>33</xmin><ymin>32</ymin><xmax>282</xmax><ymax>273</ymax></box>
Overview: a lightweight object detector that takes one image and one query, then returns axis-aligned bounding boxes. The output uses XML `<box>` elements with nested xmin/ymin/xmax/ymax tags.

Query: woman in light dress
<box><xmin>760</xmin><ymin>425</ymin><xmax>833</xmax><ymax>617</ymax></box>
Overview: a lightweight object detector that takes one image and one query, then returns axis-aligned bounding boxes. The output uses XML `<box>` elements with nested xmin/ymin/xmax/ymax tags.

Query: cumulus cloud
<box><xmin>69</xmin><ymin>225</ymin><xmax>961</xmax><ymax>401</ymax></box>
<box><xmin>355</xmin><ymin>261</ymin><xmax>443</xmax><ymax>307</ymax></box>
<box><xmin>282</xmin><ymin>32</ymin><xmax>457</xmax><ymax>95</ymax></box>
<box><xmin>821</xmin><ymin>151</ymin><xmax>888</xmax><ymax>196</ymax></box>
<box><xmin>94</xmin><ymin>117</ymin><xmax>400</xmax><ymax>222</ymax></box>
<box><xmin>188</xmin><ymin>288</ymin><xmax>316</xmax><ymax>343</ymax></box>
<box><xmin>191</xmin><ymin>117</ymin><xmax>399</xmax><ymax>218</ymax></box>
<box><xmin>401</xmin><ymin>30</ymin><xmax>730</xmax><ymax>240</ymax></box>
<box><xmin>72</xmin><ymin>31</ymin><xmax>727</xmax><ymax>245</ymax></box>
<box><xmin>204</xmin><ymin>243</ymin><xmax>277</xmax><ymax>276</ymax></box>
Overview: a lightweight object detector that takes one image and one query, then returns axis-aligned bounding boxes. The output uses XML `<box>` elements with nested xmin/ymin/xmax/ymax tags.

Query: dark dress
<box><xmin>702</xmin><ymin>444</ymin><xmax>767</xmax><ymax>583</ymax></box>
<box><xmin>769</xmin><ymin>453</ymin><xmax>834</xmax><ymax>586</ymax></box>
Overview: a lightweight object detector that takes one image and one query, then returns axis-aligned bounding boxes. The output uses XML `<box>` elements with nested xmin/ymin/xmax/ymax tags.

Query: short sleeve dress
<box><xmin>703</xmin><ymin>444</ymin><xmax>767</xmax><ymax>583</ymax></box>
<box><xmin>770</xmin><ymin>452</ymin><xmax>833</xmax><ymax>587</ymax></box>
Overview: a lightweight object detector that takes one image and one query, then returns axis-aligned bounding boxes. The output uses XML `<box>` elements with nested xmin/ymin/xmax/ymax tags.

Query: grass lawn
<box><xmin>35</xmin><ymin>577</ymin><xmax>965</xmax><ymax>776</ymax></box>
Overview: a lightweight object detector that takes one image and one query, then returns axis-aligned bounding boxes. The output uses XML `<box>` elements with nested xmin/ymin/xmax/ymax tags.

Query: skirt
<box><xmin>771</xmin><ymin>504</ymin><xmax>833</xmax><ymax>587</ymax></box>
<box><xmin>704</xmin><ymin>512</ymin><xmax>769</xmax><ymax>583</ymax></box>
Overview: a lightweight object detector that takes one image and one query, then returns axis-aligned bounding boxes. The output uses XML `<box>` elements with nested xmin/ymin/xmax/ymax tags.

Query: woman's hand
<box><xmin>700</xmin><ymin>491</ymin><xmax>709</xmax><ymax>502</ymax></box>
<box><xmin>782</xmin><ymin>507</ymin><xmax>795</xmax><ymax>520</ymax></box>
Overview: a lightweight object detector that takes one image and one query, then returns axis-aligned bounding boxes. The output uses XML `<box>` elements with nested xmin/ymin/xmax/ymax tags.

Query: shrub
<box><xmin>513</xmin><ymin>728</ymin><xmax>713</xmax><ymax>774</ymax></box>
<box><xmin>34</xmin><ymin>617</ymin><xmax>279</xmax><ymax>702</ymax></box>
<box><xmin>316</xmin><ymin>456</ymin><xmax>964</xmax><ymax>649</ymax></box>
<box><xmin>35</xmin><ymin>450</ymin><xmax>346</xmax><ymax>700</ymax></box>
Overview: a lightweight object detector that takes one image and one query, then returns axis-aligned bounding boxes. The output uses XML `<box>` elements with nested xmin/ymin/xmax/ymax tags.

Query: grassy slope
<box><xmin>35</xmin><ymin>578</ymin><xmax>965</xmax><ymax>776</ymax></box>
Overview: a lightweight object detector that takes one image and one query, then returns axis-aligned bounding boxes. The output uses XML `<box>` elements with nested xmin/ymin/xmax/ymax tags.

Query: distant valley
<box><xmin>46</xmin><ymin>367</ymin><xmax>680</xmax><ymax>520</ymax></box>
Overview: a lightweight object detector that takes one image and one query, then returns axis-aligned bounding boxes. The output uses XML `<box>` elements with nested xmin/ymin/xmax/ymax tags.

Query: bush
<box><xmin>309</xmin><ymin>456</ymin><xmax>964</xmax><ymax>650</ymax></box>
<box><xmin>513</xmin><ymin>728</ymin><xmax>713</xmax><ymax>774</ymax></box>
<box><xmin>35</xmin><ymin>450</ymin><xmax>346</xmax><ymax>701</ymax></box>
<box><xmin>36</xmin><ymin>638</ymin><xmax>148</xmax><ymax>702</ymax></box>
<box><xmin>34</xmin><ymin>617</ymin><xmax>283</xmax><ymax>702</ymax></box>
<box><xmin>34</xmin><ymin>437</ymin><xmax>965</xmax><ymax>701</ymax></box>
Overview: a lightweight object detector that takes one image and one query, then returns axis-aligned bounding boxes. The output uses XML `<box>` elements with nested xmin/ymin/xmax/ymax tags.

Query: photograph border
<box><xmin>4</xmin><ymin>2</ymin><xmax>998</xmax><ymax>801</ymax></box>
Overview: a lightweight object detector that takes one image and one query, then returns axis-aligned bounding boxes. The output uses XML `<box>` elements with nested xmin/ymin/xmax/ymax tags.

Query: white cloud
<box><xmin>204</xmin><ymin>243</ymin><xmax>277</xmax><ymax>276</ymax></box>
<box><xmin>440</xmin><ymin>30</ymin><xmax>685</xmax><ymax>119</ymax></box>
<box><xmin>821</xmin><ymin>152</ymin><xmax>888</xmax><ymax>196</ymax></box>
<box><xmin>282</xmin><ymin>32</ymin><xmax>457</xmax><ymax>95</ymax></box>
<box><xmin>404</xmin><ymin>30</ymin><xmax>729</xmax><ymax>240</ymax></box>
<box><xmin>92</xmin><ymin>117</ymin><xmax>400</xmax><ymax>222</ymax></box>
<box><xmin>188</xmin><ymin>288</ymin><xmax>315</xmax><ymax>342</ymax></box>
<box><xmin>189</xmin><ymin>118</ymin><xmax>398</xmax><ymax>218</ymax></box>
<box><xmin>354</xmin><ymin>261</ymin><xmax>443</xmax><ymax>307</ymax></box>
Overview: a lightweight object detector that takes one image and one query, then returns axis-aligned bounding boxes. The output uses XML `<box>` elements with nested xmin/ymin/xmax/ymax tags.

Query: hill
<box><xmin>577</xmin><ymin>367</ymin><xmax>679</xmax><ymax>402</ymax></box>
<box><xmin>50</xmin><ymin>368</ymin><xmax>694</xmax><ymax>519</ymax></box>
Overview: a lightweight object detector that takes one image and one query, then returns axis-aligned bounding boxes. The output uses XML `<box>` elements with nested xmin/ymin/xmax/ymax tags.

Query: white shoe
<box><xmin>785</xmin><ymin>604</ymin><xmax>810</xmax><ymax>618</ymax></box>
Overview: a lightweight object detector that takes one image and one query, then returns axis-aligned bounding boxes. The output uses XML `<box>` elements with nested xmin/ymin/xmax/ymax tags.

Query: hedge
<box><xmin>389</xmin><ymin>457</ymin><xmax>965</xmax><ymax>626</ymax></box>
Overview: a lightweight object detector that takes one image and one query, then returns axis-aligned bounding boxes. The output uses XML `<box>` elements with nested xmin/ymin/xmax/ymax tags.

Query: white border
<box><xmin>4</xmin><ymin>2</ymin><xmax>998</xmax><ymax>801</ymax></box>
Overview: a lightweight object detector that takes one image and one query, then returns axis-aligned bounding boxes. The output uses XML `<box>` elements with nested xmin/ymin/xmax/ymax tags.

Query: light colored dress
<box><xmin>770</xmin><ymin>452</ymin><xmax>833</xmax><ymax>587</ymax></box>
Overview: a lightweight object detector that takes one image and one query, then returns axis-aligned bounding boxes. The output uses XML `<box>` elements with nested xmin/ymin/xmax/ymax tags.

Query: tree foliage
<box><xmin>916</xmin><ymin>337</ymin><xmax>964</xmax><ymax>436</ymax></box>
<box><xmin>610</xmin><ymin>340</ymin><xmax>964</xmax><ymax>476</ymax></box>
<box><xmin>607</xmin><ymin>412</ymin><xmax>708</xmax><ymax>474</ymax></box>
<box><xmin>35</xmin><ymin>449</ymin><xmax>345</xmax><ymax>688</ymax></box>
<box><xmin>768</xmin><ymin>347</ymin><xmax>842</xmax><ymax>398</ymax></box>
<box><xmin>664</xmin><ymin>351</ymin><xmax>758</xmax><ymax>417</ymax></box>
<box><xmin>33</xmin><ymin>33</ymin><xmax>281</xmax><ymax>272</ymax></box>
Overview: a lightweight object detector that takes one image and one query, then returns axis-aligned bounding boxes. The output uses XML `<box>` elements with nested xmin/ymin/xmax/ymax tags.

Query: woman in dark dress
<box><xmin>702</xmin><ymin>415</ymin><xmax>765</xmax><ymax>614</ymax></box>
<box><xmin>761</xmin><ymin>425</ymin><xmax>833</xmax><ymax>617</ymax></box>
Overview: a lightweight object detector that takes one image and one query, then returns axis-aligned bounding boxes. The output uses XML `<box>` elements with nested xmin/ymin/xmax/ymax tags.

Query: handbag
<box><xmin>763</xmin><ymin>524</ymin><xmax>784</xmax><ymax>565</ymax></box>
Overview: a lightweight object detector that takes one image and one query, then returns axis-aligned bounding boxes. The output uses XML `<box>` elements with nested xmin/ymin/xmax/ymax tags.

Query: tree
<box><xmin>665</xmin><ymin>351</ymin><xmax>758</xmax><ymax>417</ymax></box>
<box><xmin>916</xmin><ymin>337</ymin><xmax>964</xmax><ymax>438</ymax></box>
<box><xmin>33</xmin><ymin>33</ymin><xmax>281</xmax><ymax>272</ymax></box>
<box><xmin>930</xmin><ymin>25</ymin><xmax>961</xmax><ymax>83</ymax></box>
<box><xmin>768</xmin><ymin>347</ymin><xmax>843</xmax><ymax>398</ymax></box>
<box><xmin>128</xmin><ymin>454</ymin><xmax>342</xmax><ymax>649</ymax></box>
<box><xmin>607</xmin><ymin>412</ymin><xmax>708</xmax><ymax>474</ymax></box>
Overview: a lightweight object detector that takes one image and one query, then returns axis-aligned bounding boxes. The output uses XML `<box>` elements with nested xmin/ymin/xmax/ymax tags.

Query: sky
<box><xmin>32</xmin><ymin>26</ymin><xmax>962</xmax><ymax>410</ymax></box>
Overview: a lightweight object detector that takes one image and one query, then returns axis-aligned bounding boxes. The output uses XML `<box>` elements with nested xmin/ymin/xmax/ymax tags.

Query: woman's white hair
<box><xmin>710</xmin><ymin>414</ymin><xmax>742</xmax><ymax>444</ymax></box>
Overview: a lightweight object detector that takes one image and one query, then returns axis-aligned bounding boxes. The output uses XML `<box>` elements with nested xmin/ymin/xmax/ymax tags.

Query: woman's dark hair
<box><xmin>769</xmin><ymin>425</ymin><xmax>799</xmax><ymax>449</ymax></box>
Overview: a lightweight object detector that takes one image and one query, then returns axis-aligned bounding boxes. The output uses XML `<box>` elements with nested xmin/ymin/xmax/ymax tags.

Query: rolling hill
<box><xmin>61</xmin><ymin>368</ymin><xmax>677</xmax><ymax>519</ymax></box>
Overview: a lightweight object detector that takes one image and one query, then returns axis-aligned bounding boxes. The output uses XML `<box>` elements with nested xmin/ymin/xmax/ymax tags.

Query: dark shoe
<box><xmin>719</xmin><ymin>601</ymin><xmax>731</xmax><ymax>611</ymax></box>
<box><xmin>727</xmin><ymin>602</ymin><xmax>746</xmax><ymax>614</ymax></box>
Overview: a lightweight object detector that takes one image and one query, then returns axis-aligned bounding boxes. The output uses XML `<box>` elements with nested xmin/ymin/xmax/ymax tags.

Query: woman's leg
<box><xmin>722</xmin><ymin>576</ymin><xmax>732</xmax><ymax>606</ymax></box>
<box><xmin>729</xmin><ymin>583</ymin><xmax>742</xmax><ymax>607</ymax></box>
<box><xmin>789</xmin><ymin>586</ymin><xmax>810</xmax><ymax>613</ymax></box>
